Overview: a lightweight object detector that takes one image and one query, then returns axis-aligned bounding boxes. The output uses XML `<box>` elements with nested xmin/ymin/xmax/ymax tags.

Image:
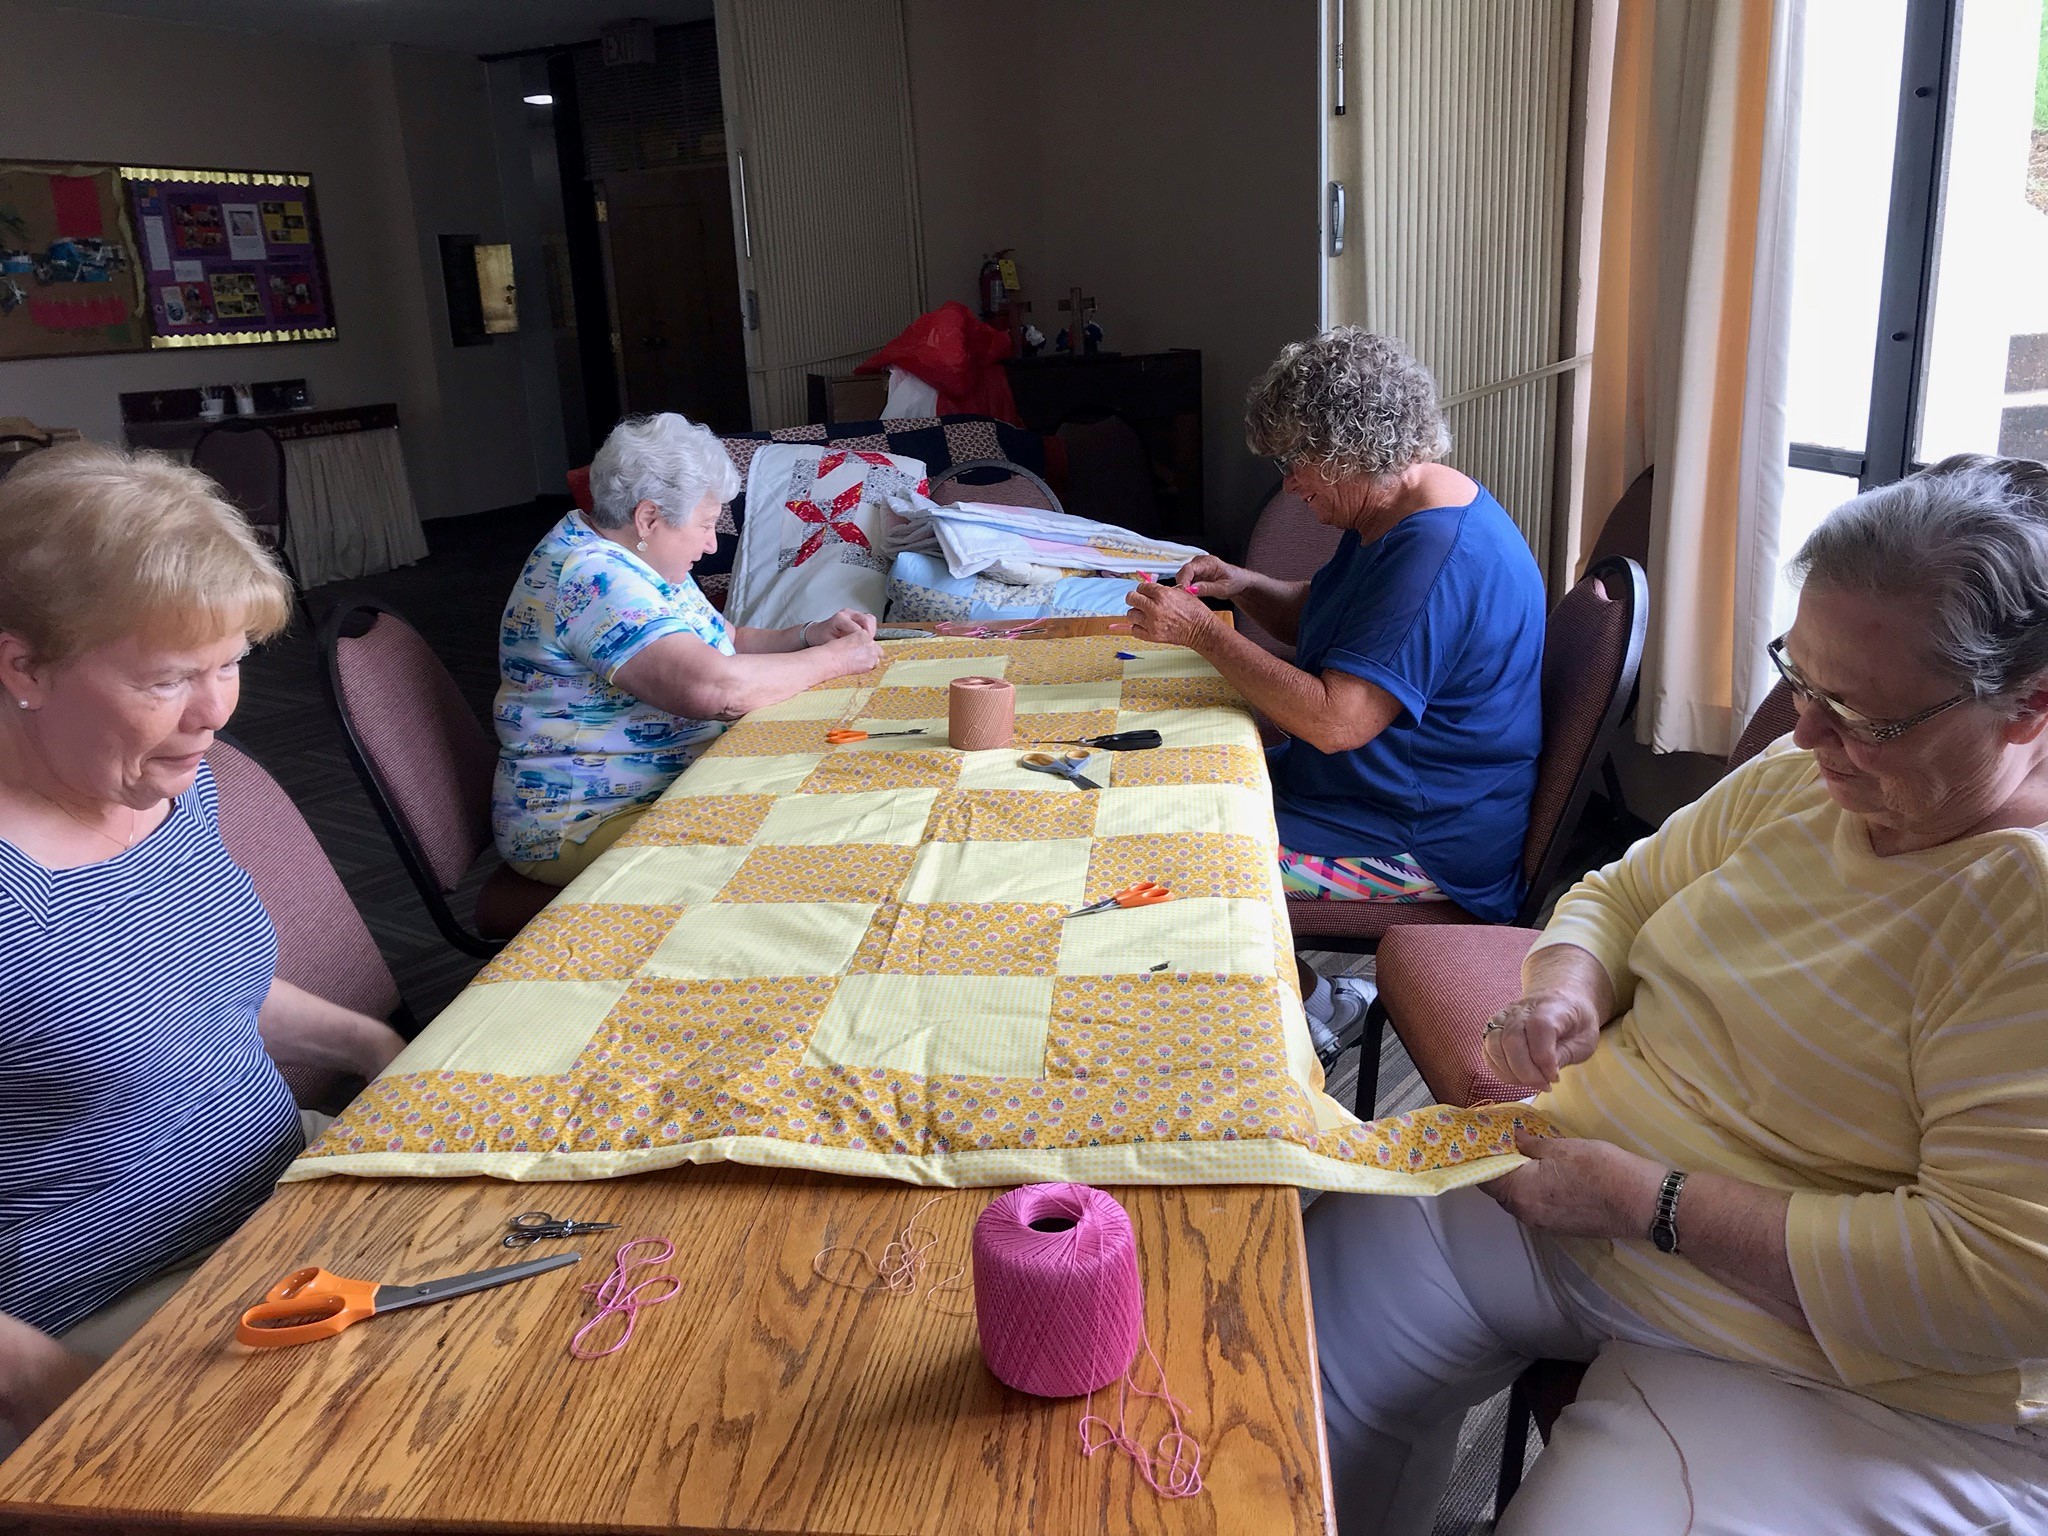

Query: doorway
<box><xmin>599</xmin><ymin>165</ymin><xmax>748</xmax><ymax>432</ymax></box>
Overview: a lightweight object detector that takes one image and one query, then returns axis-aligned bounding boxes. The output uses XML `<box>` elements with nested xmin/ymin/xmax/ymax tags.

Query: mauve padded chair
<box><xmin>1362</xmin><ymin>678</ymin><xmax>1799</xmax><ymax>1518</ymax></box>
<box><xmin>928</xmin><ymin>456</ymin><xmax>1064</xmax><ymax>514</ymax></box>
<box><xmin>191</xmin><ymin>422</ymin><xmax>298</xmax><ymax>587</ymax></box>
<box><xmin>1239</xmin><ymin>483</ymin><xmax>1342</xmax><ymax>661</ymax></box>
<box><xmin>1294</xmin><ymin>556</ymin><xmax>1650</xmax><ymax>1081</ymax></box>
<box><xmin>207</xmin><ymin>735</ymin><xmax>411</xmax><ymax>1113</ymax></box>
<box><xmin>320</xmin><ymin>601</ymin><xmax>552</xmax><ymax>959</ymax></box>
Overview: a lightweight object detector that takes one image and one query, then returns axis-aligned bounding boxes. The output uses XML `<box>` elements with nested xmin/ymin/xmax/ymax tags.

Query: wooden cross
<box><xmin>1057</xmin><ymin>287</ymin><xmax>1096</xmax><ymax>352</ymax></box>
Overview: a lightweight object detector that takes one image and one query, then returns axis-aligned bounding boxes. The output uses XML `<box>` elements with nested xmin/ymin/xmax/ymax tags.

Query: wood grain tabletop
<box><xmin>0</xmin><ymin>1167</ymin><xmax>1331</xmax><ymax>1534</ymax></box>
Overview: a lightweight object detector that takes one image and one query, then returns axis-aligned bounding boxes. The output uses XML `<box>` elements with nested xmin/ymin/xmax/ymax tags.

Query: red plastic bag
<box><xmin>858</xmin><ymin>302</ymin><xmax>1021</xmax><ymax>425</ymax></box>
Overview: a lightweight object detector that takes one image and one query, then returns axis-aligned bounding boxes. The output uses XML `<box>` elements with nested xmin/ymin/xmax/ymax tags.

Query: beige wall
<box><xmin>0</xmin><ymin>3</ymin><xmax>538</xmax><ymax>519</ymax></box>
<box><xmin>905</xmin><ymin>0</ymin><xmax>1319</xmax><ymax>554</ymax></box>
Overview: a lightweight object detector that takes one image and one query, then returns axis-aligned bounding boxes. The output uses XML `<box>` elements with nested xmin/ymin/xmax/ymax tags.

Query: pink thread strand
<box><xmin>812</xmin><ymin>1193</ymin><xmax>972</xmax><ymax>1314</ymax></box>
<box><xmin>568</xmin><ymin>1236</ymin><xmax>680</xmax><ymax>1359</ymax></box>
<box><xmin>1078</xmin><ymin>1328</ymin><xmax>1204</xmax><ymax>1498</ymax></box>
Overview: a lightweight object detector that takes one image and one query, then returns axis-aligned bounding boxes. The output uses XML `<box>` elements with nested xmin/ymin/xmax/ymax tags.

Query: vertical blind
<box><xmin>1326</xmin><ymin>0</ymin><xmax>1581</xmax><ymax>571</ymax></box>
<box><xmin>713</xmin><ymin>0</ymin><xmax>926</xmax><ymax>428</ymax></box>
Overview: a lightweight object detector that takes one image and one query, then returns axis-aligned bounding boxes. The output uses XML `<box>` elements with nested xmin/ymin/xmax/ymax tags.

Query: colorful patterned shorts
<box><xmin>1277</xmin><ymin>846</ymin><xmax>1447</xmax><ymax>902</ymax></box>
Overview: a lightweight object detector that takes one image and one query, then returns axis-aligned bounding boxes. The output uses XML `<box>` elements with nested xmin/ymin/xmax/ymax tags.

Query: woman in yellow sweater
<box><xmin>1306</xmin><ymin>454</ymin><xmax>2048</xmax><ymax>1536</ymax></box>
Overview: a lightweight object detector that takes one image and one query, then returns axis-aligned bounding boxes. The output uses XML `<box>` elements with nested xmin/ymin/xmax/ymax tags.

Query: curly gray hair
<box><xmin>587</xmin><ymin>412</ymin><xmax>740</xmax><ymax>531</ymax></box>
<box><xmin>1792</xmin><ymin>454</ymin><xmax>2048</xmax><ymax>713</ymax></box>
<box><xmin>1244</xmin><ymin>327</ymin><xmax>1451</xmax><ymax>480</ymax></box>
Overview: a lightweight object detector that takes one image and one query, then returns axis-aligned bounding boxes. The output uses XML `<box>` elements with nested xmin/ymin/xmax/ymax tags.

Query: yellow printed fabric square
<box><xmin>475</xmin><ymin>904</ymin><xmax>686</xmax><ymax>984</ymax></box>
<box><xmin>1012</xmin><ymin>710</ymin><xmax>1120</xmax><ymax>746</ymax></box>
<box><xmin>1108</xmin><ymin>744</ymin><xmax>1267</xmax><ymax>790</ymax></box>
<box><xmin>798</xmin><ymin>749</ymin><xmax>962</xmax><ymax>795</ymax></box>
<box><xmin>849</xmin><ymin>901</ymin><xmax>1065</xmax><ymax>976</ymax></box>
<box><xmin>290</xmin><ymin>634</ymin><xmax>1551</xmax><ymax>1194</ymax></box>
<box><xmin>859</xmin><ymin>685</ymin><xmax>956</xmax><ymax>719</ymax></box>
<box><xmin>924</xmin><ymin>789</ymin><xmax>1097</xmax><ymax>842</ymax></box>
<box><xmin>615</xmin><ymin>795</ymin><xmax>775</xmax><ymax>848</ymax></box>
<box><xmin>1122</xmin><ymin>675</ymin><xmax>1245</xmax><ymax>712</ymax></box>
<box><xmin>1084</xmin><ymin>832</ymin><xmax>1271</xmax><ymax>903</ymax></box>
<box><xmin>717</xmin><ymin>843</ymin><xmax>916</xmax><ymax>904</ymax></box>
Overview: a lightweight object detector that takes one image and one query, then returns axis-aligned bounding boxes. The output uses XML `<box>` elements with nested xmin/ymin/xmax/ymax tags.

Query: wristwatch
<box><xmin>1649</xmin><ymin>1169</ymin><xmax>1687</xmax><ymax>1254</ymax></box>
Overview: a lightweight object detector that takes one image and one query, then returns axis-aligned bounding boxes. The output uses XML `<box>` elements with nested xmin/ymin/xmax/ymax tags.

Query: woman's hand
<box><xmin>1126</xmin><ymin>581</ymin><xmax>1222</xmax><ymax>650</ymax></box>
<box><xmin>1173</xmin><ymin>554</ymin><xmax>1252</xmax><ymax>601</ymax></box>
<box><xmin>806</xmin><ymin>609</ymin><xmax>877</xmax><ymax>645</ymax></box>
<box><xmin>1483</xmin><ymin>1128</ymin><xmax>1662</xmax><ymax>1240</ymax></box>
<box><xmin>819</xmin><ymin>631</ymin><xmax>885</xmax><ymax>676</ymax></box>
<box><xmin>1481</xmin><ymin>986</ymin><xmax>1605</xmax><ymax>1087</ymax></box>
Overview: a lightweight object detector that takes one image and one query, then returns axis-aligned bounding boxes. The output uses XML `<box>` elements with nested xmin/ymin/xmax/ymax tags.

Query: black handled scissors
<box><xmin>503</xmin><ymin>1211</ymin><xmax>621</xmax><ymax>1249</ymax></box>
<box><xmin>1042</xmin><ymin>730</ymin><xmax>1163</xmax><ymax>752</ymax></box>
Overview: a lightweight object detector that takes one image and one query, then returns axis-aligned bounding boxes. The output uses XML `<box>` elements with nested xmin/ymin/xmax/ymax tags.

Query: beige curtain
<box><xmin>1576</xmin><ymin>0</ymin><xmax>1803</xmax><ymax>757</ymax></box>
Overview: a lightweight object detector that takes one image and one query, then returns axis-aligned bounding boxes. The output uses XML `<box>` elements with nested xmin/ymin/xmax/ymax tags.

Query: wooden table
<box><xmin>0</xmin><ymin>618</ymin><xmax>1332</xmax><ymax>1536</ymax></box>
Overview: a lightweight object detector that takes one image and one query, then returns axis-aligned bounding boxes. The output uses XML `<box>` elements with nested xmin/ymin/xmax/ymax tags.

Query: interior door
<box><xmin>712</xmin><ymin>0</ymin><xmax>926</xmax><ymax>427</ymax></box>
<box><xmin>600</xmin><ymin>166</ymin><xmax>751</xmax><ymax>433</ymax></box>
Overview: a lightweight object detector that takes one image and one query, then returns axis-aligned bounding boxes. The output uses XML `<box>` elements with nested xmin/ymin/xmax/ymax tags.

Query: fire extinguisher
<box><xmin>979</xmin><ymin>253</ymin><xmax>1008</xmax><ymax>321</ymax></box>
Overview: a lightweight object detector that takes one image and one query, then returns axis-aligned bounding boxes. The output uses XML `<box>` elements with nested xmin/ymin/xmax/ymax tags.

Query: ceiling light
<box><xmin>523</xmin><ymin>93</ymin><xmax>554</xmax><ymax>106</ymax></box>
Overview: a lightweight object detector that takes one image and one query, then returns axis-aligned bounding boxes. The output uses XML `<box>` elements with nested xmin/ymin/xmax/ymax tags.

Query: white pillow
<box><xmin>726</xmin><ymin>443</ymin><xmax>927</xmax><ymax>630</ymax></box>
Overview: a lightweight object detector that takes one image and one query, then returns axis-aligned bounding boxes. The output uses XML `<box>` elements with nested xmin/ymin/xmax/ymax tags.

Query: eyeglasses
<box><xmin>1766</xmin><ymin>635</ymin><xmax>1971</xmax><ymax>745</ymax></box>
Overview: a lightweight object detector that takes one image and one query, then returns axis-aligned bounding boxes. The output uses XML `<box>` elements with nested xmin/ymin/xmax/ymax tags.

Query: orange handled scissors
<box><xmin>825</xmin><ymin>727</ymin><xmax>927</xmax><ymax>745</ymax></box>
<box><xmin>1065</xmin><ymin>881</ymin><xmax>1175</xmax><ymax>919</ymax></box>
<box><xmin>236</xmin><ymin>1250</ymin><xmax>580</xmax><ymax>1349</ymax></box>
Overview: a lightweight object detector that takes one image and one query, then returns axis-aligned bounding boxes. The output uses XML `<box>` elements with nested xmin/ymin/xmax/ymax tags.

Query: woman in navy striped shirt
<box><xmin>0</xmin><ymin>446</ymin><xmax>404</xmax><ymax>1447</ymax></box>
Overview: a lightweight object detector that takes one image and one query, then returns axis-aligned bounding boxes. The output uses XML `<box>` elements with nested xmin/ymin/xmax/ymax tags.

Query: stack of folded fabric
<box><xmin>882</xmin><ymin>490</ymin><xmax>1206</xmax><ymax>622</ymax></box>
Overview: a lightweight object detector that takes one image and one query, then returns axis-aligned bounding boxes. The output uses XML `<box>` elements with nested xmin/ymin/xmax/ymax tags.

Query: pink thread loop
<box><xmin>568</xmin><ymin>1236</ymin><xmax>679</xmax><ymax>1360</ymax></box>
<box><xmin>812</xmin><ymin>1193</ymin><xmax>971</xmax><ymax>1314</ymax></box>
<box><xmin>1077</xmin><ymin>1332</ymin><xmax>1204</xmax><ymax>1499</ymax></box>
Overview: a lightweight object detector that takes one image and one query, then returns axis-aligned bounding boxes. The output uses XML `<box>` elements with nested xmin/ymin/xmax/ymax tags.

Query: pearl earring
<box><xmin>14</xmin><ymin>698</ymin><xmax>25</xmax><ymax>710</ymax></box>
<box><xmin>636</xmin><ymin>540</ymin><xmax>648</xmax><ymax>552</ymax></box>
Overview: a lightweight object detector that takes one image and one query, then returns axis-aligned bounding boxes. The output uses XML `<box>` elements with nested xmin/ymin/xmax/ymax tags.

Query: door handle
<box><xmin>1327</xmin><ymin>181</ymin><xmax>1346</xmax><ymax>257</ymax></box>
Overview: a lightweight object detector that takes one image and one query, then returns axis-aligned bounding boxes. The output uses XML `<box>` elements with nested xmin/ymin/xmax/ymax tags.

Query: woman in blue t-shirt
<box><xmin>1126</xmin><ymin>329</ymin><xmax>1546</xmax><ymax>1060</ymax></box>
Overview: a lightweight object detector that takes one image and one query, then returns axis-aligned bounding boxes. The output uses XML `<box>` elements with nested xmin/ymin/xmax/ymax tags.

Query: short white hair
<box><xmin>587</xmin><ymin>413</ymin><xmax>739</xmax><ymax>530</ymax></box>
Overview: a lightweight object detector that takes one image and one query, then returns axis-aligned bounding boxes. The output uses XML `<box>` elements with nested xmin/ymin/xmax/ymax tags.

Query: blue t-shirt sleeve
<box><xmin>1314</xmin><ymin>523</ymin><xmax>1466</xmax><ymax>725</ymax></box>
<box><xmin>554</xmin><ymin>548</ymin><xmax>716</xmax><ymax>681</ymax></box>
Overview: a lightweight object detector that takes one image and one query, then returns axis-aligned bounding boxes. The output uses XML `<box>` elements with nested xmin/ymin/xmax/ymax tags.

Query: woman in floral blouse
<box><xmin>493</xmin><ymin>413</ymin><xmax>882</xmax><ymax>883</ymax></box>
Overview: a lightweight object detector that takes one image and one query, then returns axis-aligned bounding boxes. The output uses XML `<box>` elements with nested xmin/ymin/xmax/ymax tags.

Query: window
<box><xmin>1779</xmin><ymin>0</ymin><xmax>2048</xmax><ymax>570</ymax></box>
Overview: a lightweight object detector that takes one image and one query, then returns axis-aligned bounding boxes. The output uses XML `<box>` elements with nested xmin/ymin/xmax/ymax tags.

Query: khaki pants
<box><xmin>0</xmin><ymin>1112</ymin><xmax>333</xmax><ymax>1464</ymax></box>
<box><xmin>508</xmin><ymin>804</ymin><xmax>650</xmax><ymax>887</ymax></box>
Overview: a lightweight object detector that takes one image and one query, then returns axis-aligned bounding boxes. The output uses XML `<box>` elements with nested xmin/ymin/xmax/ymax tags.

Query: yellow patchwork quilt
<box><xmin>287</xmin><ymin>635</ymin><xmax>1550</xmax><ymax>1191</ymax></box>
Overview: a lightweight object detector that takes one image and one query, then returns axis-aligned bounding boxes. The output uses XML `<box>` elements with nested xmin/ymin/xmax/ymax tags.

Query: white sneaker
<box><xmin>1308</xmin><ymin>974</ymin><xmax>1378</xmax><ymax>1064</ymax></box>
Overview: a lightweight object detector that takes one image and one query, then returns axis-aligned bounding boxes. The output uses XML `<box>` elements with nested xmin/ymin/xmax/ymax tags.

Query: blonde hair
<box><xmin>0</xmin><ymin>442</ymin><xmax>294</xmax><ymax>665</ymax></box>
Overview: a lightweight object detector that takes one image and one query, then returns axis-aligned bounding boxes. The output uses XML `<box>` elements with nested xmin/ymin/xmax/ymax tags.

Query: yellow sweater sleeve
<box><xmin>1530</xmin><ymin>744</ymin><xmax>1807</xmax><ymax>1008</ymax></box>
<box><xmin>1787</xmin><ymin>947</ymin><xmax>2048</xmax><ymax>1386</ymax></box>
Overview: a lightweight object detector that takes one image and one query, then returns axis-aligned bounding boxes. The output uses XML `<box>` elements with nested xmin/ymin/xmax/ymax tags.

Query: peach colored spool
<box><xmin>948</xmin><ymin>675</ymin><xmax>1015</xmax><ymax>750</ymax></box>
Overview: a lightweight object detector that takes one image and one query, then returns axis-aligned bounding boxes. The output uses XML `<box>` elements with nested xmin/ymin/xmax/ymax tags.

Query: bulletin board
<box><xmin>0</xmin><ymin>161</ymin><xmax>150</xmax><ymax>360</ymax></box>
<box><xmin>122</xmin><ymin>166</ymin><xmax>337</xmax><ymax>347</ymax></box>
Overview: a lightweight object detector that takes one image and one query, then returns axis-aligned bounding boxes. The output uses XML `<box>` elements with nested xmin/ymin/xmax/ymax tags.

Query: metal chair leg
<box><xmin>1353</xmin><ymin>997</ymin><xmax>1388</xmax><ymax>1119</ymax></box>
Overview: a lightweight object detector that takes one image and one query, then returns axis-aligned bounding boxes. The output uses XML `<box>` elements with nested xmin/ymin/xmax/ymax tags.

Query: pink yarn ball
<box><xmin>973</xmin><ymin>1183</ymin><xmax>1143</xmax><ymax>1398</ymax></box>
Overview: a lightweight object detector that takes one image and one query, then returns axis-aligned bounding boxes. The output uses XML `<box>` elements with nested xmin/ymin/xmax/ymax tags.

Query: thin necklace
<box><xmin>18</xmin><ymin>779</ymin><xmax>142</xmax><ymax>854</ymax></box>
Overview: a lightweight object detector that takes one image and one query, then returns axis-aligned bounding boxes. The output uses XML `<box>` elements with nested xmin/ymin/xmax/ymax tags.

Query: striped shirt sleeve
<box><xmin>1530</xmin><ymin>745</ymin><xmax>1801</xmax><ymax>1008</ymax></box>
<box><xmin>1787</xmin><ymin>948</ymin><xmax>2048</xmax><ymax>1385</ymax></box>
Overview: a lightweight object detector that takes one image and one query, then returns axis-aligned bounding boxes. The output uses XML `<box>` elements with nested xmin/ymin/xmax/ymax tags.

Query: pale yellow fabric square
<box><xmin>661</xmin><ymin>752</ymin><xmax>821</xmax><ymax>798</ymax></box>
<box><xmin>644</xmin><ymin>900</ymin><xmax>876</xmax><ymax>979</ymax></box>
<box><xmin>849</xmin><ymin>900</ymin><xmax>1065</xmax><ymax>976</ymax></box>
<box><xmin>387</xmin><ymin>977</ymin><xmax>623</xmax><ymax>1076</ymax></box>
<box><xmin>755</xmin><ymin>788</ymin><xmax>938</xmax><ymax>846</ymax></box>
<box><xmin>1057</xmin><ymin>896</ymin><xmax>1275</xmax><ymax>977</ymax></box>
<box><xmin>956</xmin><ymin>749</ymin><xmax>1104</xmax><ymax>792</ymax></box>
<box><xmin>903</xmin><ymin>836</ymin><xmax>1091</xmax><ymax>907</ymax></box>
<box><xmin>808</xmin><ymin>973</ymin><xmax>1052</xmax><ymax>1078</ymax></box>
<box><xmin>1014</xmin><ymin>682</ymin><xmax>1122</xmax><ymax>714</ymax></box>
<box><xmin>1113</xmin><ymin>707</ymin><xmax>1254</xmax><ymax>747</ymax></box>
<box><xmin>559</xmin><ymin>843</ymin><xmax>752</xmax><ymax>906</ymax></box>
<box><xmin>883</xmin><ymin>653</ymin><xmax>1012</xmax><ymax>687</ymax></box>
<box><xmin>745</xmin><ymin>686</ymin><xmax>875</xmax><ymax>723</ymax></box>
<box><xmin>1095</xmin><ymin>783</ymin><xmax>1267</xmax><ymax>837</ymax></box>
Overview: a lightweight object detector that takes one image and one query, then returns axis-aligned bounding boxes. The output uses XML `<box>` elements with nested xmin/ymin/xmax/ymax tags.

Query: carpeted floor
<box><xmin>234</xmin><ymin>502</ymin><xmax>1585</xmax><ymax>1536</ymax></box>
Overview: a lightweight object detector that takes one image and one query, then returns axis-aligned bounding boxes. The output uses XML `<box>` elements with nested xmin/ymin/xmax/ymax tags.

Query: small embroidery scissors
<box><xmin>1020</xmin><ymin>749</ymin><xmax>1102</xmax><ymax>790</ymax></box>
<box><xmin>824</xmin><ymin>727</ymin><xmax>927</xmax><ymax>745</ymax></box>
<box><xmin>1040</xmin><ymin>729</ymin><xmax>1163</xmax><ymax>752</ymax></box>
<box><xmin>236</xmin><ymin>1251</ymin><xmax>580</xmax><ymax>1348</ymax></box>
<box><xmin>1065</xmin><ymin>882</ymin><xmax>1176</xmax><ymax>919</ymax></box>
<box><xmin>503</xmin><ymin>1210</ymin><xmax>621</xmax><ymax>1248</ymax></box>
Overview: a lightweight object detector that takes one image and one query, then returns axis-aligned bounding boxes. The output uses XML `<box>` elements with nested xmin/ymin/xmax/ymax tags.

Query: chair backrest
<box><xmin>1516</xmin><ymin>555</ymin><xmax>1650</xmax><ymax>920</ymax></box>
<box><xmin>321</xmin><ymin>602</ymin><xmax>496</xmax><ymax>907</ymax></box>
<box><xmin>928</xmin><ymin>456</ymin><xmax>1064</xmax><ymax>514</ymax></box>
<box><xmin>1239</xmin><ymin>483</ymin><xmax>1343</xmax><ymax>658</ymax></box>
<box><xmin>208</xmin><ymin>736</ymin><xmax>401</xmax><ymax>1021</ymax></box>
<box><xmin>1052</xmin><ymin>415</ymin><xmax>1156</xmax><ymax>535</ymax></box>
<box><xmin>1727</xmin><ymin>678</ymin><xmax>1799</xmax><ymax>770</ymax></box>
<box><xmin>191</xmin><ymin>422</ymin><xmax>287</xmax><ymax>538</ymax></box>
